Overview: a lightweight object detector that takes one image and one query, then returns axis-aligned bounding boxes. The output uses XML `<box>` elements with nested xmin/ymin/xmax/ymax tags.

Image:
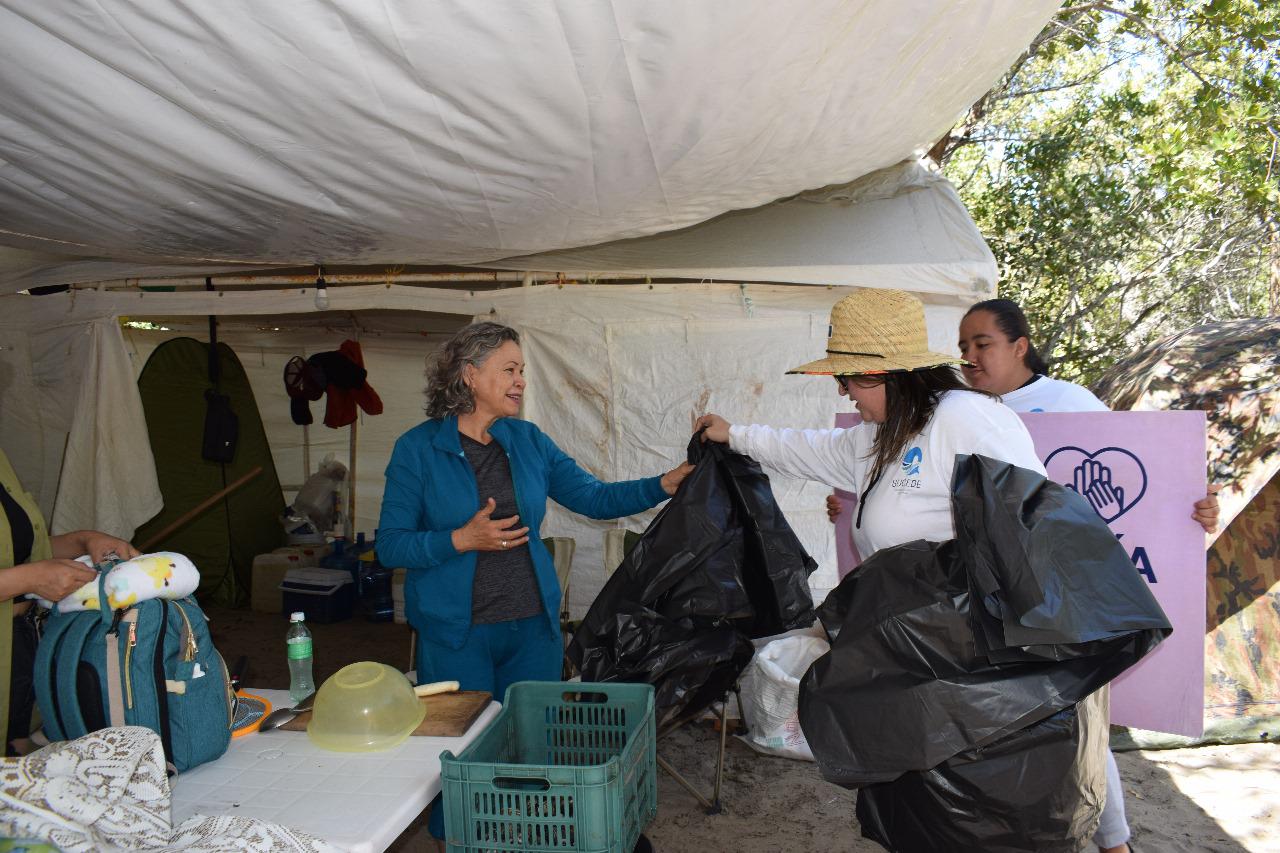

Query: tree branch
<box><xmin>1094</xmin><ymin>4</ymin><xmax>1223</xmax><ymax>92</ymax></box>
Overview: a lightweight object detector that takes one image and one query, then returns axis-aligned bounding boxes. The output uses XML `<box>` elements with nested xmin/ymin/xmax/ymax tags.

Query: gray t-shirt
<box><xmin>460</xmin><ymin>434</ymin><xmax>543</xmax><ymax>624</ymax></box>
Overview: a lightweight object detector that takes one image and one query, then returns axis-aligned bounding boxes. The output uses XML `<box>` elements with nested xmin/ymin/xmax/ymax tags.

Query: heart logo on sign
<box><xmin>1042</xmin><ymin>445</ymin><xmax>1148</xmax><ymax>523</ymax></box>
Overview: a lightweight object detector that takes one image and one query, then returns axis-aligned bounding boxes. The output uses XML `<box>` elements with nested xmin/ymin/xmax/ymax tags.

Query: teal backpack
<box><xmin>34</xmin><ymin>573</ymin><xmax>233</xmax><ymax>773</ymax></box>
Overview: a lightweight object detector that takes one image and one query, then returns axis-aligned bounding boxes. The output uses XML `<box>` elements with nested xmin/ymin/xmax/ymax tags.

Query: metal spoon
<box><xmin>256</xmin><ymin>691</ymin><xmax>316</xmax><ymax>732</ymax></box>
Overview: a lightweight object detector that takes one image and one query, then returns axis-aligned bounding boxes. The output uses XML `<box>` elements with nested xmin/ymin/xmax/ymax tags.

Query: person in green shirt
<box><xmin>1</xmin><ymin>448</ymin><xmax>138</xmax><ymax>754</ymax></box>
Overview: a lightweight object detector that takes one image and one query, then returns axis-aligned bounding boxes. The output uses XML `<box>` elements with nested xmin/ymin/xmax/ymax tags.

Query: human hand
<box><xmin>660</xmin><ymin>461</ymin><xmax>695</xmax><ymax>496</ymax></box>
<box><xmin>826</xmin><ymin>493</ymin><xmax>841</xmax><ymax>523</ymax></box>
<box><xmin>693</xmin><ymin>413</ymin><xmax>731</xmax><ymax>443</ymax></box>
<box><xmin>451</xmin><ymin>498</ymin><xmax>530</xmax><ymax>553</ymax></box>
<box><xmin>22</xmin><ymin>559</ymin><xmax>99</xmax><ymax>602</ymax></box>
<box><xmin>80</xmin><ymin>531</ymin><xmax>141</xmax><ymax>564</ymax></box>
<box><xmin>1192</xmin><ymin>483</ymin><xmax>1222</xmax><ymax>533</ymax></box>
<box><xmin>1071</xmin><ymin>459</ymin><xmax>1123</xmax><ymax>518</ymax></box>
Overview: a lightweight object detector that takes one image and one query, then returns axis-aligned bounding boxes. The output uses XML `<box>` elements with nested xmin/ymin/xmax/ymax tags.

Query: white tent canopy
<box><xmin>0</xmin><ymin>0</ymin><xmax>1057</xmax><ymax>290</ymax></box>
<box><xmin>0</xmin><ymin>0</ymin><xmax>1060</xmax><ymax>609</ymax></box>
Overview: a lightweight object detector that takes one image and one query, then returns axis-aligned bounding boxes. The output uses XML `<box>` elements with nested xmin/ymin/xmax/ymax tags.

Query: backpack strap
<box><xmin>94</xmin><ymin>569</ymin><xmax>130</xmax><ymax>726</ymax></box>
<box><xmin>51</xmin><ymin>614</ymin><xmax>99</xmax><ymax>738</ymax></box>
<box><xmin>102</xmin><ymin>614</ymin><xmax>130</xmax><ymax>727</ymax></box>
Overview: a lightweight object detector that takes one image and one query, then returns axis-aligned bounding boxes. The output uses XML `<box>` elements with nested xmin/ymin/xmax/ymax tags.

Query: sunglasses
<box><xmin>834</xmin><ymin>375</ymin><xmax>885</xmax><ymax>393</ymax></box>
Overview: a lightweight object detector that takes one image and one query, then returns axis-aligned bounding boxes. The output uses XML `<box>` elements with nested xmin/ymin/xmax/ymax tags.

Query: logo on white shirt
<box><xmin>892</xmin><ymin>445</ymin><xmax>924</xmax><ymax>490</ymax></box>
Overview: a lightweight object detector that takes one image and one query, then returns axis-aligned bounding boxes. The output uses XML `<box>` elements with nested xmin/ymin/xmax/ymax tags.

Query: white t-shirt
<box><xmin>999</xmin><ymin>375</ymin><xmax>1107</xmax><ymax>413</ymax></box>
<box><xmin>729</xmin><ymin>391</ymin><xmax>1045</xmax><ymax>558</ymax></box>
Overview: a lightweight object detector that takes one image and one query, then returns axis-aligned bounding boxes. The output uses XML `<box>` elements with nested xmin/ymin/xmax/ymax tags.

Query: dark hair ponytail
<box><xmin>965</xmin><ymin>299</ymin><xmax>1050</xmax><ymax>375</ymax></box>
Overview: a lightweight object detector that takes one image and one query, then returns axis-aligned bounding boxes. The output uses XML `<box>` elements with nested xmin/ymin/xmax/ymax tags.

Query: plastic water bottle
<box><xmin>286</xmin><ymin>612</ymin><xmax>315</xmax><ymax>703</ymax></box>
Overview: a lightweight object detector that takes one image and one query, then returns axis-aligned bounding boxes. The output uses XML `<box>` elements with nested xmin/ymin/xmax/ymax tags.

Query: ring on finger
<box><xmin>501</xmin><ymin>540</ymin><xmax>507</xmax><ymax>549</ymax></box>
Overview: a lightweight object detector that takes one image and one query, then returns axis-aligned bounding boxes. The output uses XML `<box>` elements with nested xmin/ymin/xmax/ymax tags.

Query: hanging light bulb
<box><xmin>314</xmin><ymin>265</ymin><xmax>330</xmax><ymax>310</ymax></box>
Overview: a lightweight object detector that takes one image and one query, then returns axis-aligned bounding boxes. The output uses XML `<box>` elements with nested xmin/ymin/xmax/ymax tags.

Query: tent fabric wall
<box><xmin>0</xmin><ymin>162</ymin><xmax>995</xmax><ymax>614</ymax></box>
<box><xmin>0</xmin><ymin>1</ymin><xmax>1059</xmax><ymax>291</ymax></box>
<box><xmin>0</xmin><ymin>282</ymin><xmax>978</xmax><ymax>616</ymax></box>
<box><xmin>490</xmin><ymin>285</ymin><xmax>975</xmax><ymax>613</ymax></box>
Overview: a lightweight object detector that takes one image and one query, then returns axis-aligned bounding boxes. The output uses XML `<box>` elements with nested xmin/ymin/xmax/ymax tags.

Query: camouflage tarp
<box><xmin>1094</xmin><ymin>317</ymin><xmax>1280</xmax><ymax>731</ymax></box>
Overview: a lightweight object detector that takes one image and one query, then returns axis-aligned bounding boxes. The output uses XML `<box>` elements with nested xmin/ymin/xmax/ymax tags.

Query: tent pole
<box><xmin>73</xmin><ymin>270</ymin><xmax>653</xmax><ymax>290</ymax></box>
<box><xmin>302</xmin><ymin>424</ymin><xmax>311</xmax><ymax>482</ymax></box>
<box><xmin>347</xmin><ymin>419</ymin><xmax>357</xmax><ymax>541</ymax></box>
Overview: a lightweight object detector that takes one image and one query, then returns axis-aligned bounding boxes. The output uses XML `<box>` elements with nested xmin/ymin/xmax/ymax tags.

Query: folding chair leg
<box><xmin>656</xmin><ymin>754</ymin><xmax>717</xmax><ymax>812</ymax></box>
<box><xmin>711</xmin><ymin>697</ymin><xmax>728</xmax><ymax>808</ymax></box>
<box><xmin>656</xmin><ymin>694</ymin><xmax>729</xmax><ymax>815</ymax></box>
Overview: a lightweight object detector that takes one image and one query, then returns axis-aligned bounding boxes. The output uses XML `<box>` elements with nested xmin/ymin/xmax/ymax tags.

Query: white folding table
<box><xmin>171</xmin><ymin>688</ymin><xmax>500</xmax><ymax>852</ymax></box>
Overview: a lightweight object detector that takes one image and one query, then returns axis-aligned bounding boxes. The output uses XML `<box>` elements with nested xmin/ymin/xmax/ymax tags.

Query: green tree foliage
<box><xmin>938</xmin><ymin>0</ymin><xmax>1279</xmax><ymax>386</ymax></box>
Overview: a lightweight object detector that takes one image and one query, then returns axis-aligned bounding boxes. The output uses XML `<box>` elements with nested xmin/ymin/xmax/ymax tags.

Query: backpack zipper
<box><xmin>173</xmin><ymin>601</ymin><xmax>197</xmax><ymax>660</ymax></box>
<box><xmin>124</xmin><ymin>622</ymin><xmax>137</xmax><ymax>709</ymax></box>
<box><xmin>216</xmin><ymin>652</ymin><xmax>234</xmax><ymax>728</ymax></box>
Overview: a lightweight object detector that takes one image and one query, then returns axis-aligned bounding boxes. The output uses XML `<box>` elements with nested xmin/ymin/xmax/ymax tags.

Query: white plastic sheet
<box><xmin>0</xmin><ymin>0</ymin><xmax>1057</xmax><ymax>289</ymax></box>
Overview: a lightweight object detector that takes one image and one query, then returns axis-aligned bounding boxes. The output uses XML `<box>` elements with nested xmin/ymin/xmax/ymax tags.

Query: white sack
<box><xmin>738</xmin><ymin>630</ymin><xmax>831</xmax><ymax>761</ymax></box>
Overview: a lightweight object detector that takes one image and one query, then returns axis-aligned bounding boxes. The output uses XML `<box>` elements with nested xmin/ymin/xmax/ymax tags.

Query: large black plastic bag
<box><xmin>568</xmin><ymin>433</ymin><xmax>817</xmax><ymax>727</ymax></box>
<box><xmin>856</xmin><ymin>693</ymin><xmax>1110</xmax><ymax>853</ymax></box>
<box><xmin>799</xmin><ymin>455</ymin><xmax>1170</xmax><ymax>852</ymax></box>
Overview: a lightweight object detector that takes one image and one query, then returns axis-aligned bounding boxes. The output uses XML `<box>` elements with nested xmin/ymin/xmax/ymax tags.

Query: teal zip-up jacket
<box><xmin>377</xmin><ymin>415</ymin><xmax>668</xmax><ymax>649</ymax></box>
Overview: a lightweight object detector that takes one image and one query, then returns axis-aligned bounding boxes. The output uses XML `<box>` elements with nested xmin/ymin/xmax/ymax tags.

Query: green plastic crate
<box><xmin>440</xmin><ymin>681</ymin><xmax>657</xmax><ymax>853</ymax></box>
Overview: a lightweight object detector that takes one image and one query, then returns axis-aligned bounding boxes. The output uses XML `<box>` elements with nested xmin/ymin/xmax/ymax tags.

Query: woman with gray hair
<box><xmin>378</xmin><ymin>319</ymin><xmax>692</xmax><ymax>699</ymax></box>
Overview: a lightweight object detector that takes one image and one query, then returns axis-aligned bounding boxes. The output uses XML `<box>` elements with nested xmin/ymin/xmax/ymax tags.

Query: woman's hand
<box><xmin>52</xmin><ymin>530</ymin><xmax>140</xmax><ymax>563</ymax></box>
<box><xmin>451</xmin><ymin>498</ymin><xmax>531</xmax><ymax>553</ymax></box>
<box><xmin>1192</xmin><ymin>483</ymin><xmax>1222</xmax><ymax>534</ymax></box>
<box><xmin>693</xmin><ymin>413</ymin><xmax>732</xmax><ymax>443</ymax></box>
<box><xmin>660</xmin><ymin>461</ymin><xmax>695</xmax><ymax>496</ymax></box>
<box><xmin>826</xmin><ymin>492</ymin><xmax>842</xmax><ymax>523</ymax></box>
<box><xmin>13</xmin><ymin>559</ymin><xmax>98</xmax><ymax>602</ymax></box>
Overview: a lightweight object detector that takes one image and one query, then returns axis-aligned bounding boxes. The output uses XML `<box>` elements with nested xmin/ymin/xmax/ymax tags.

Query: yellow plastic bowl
<box><xmin>306</xmin><ymin>661</ymin><xmax>425</xmax><ymax>752</ymax></box>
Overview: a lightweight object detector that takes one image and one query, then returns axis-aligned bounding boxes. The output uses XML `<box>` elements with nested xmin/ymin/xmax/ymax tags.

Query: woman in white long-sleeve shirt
<box><xmin>696</xmin><ymin>287</ymin><xmax>1044</xmax><ymax>560</ymax></box>
<box><xmin>696</xmin><ymin>287</ymin><xmax>1100</xmax><ymax>848</ymax></box>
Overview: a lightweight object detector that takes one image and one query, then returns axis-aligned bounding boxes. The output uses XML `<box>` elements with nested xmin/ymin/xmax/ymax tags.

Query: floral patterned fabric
<box><xmin>1205</xmin><ymin>475</ymin><xmax>1280</xmax><ymax>721</ymax></box>
<box><xmin>0</xmin><ymin>727</ymin><xmax>340</xmax><ymax>852</ymax></box>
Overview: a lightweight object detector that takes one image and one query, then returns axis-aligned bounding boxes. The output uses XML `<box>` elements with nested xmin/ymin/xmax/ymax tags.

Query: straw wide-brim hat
<box><xmin>787</xmin><ymin>288</ymin><xmax>965</xmax><ymax>376</ymax></box>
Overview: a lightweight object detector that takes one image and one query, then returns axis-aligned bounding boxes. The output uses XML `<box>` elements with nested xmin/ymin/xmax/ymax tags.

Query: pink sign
<box><xmin>1023</xmin><ymin>411</ymin><xmax>1206</xmax><ymax>737</ymax></box>
<box><xmin>831</xmin><ymin>410</ymin><xmax>1207</xmax><ymax>736</ymax></box>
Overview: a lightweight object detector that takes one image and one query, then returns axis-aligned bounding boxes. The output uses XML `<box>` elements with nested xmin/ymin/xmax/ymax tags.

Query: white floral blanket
<box><xmin>1</xmin><ymin>727</ymin><xmax>341</xmax><ymax>852</ymax></box>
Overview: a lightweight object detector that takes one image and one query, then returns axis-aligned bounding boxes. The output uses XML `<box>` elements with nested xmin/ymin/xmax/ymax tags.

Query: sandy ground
<box><xmin>207</xmin><ymin>608</ymin><xmax>1279</xmax><ymax>852</ymax></box>
<box><xmin>380</xmin><ymin>721</ymin><xmax>1280</xmax><ymax>852</ymax></box>
<box><xmin>644</xmin><ymin>724</ymin><xmax>1280</xmax><ymax>853</ymax></box>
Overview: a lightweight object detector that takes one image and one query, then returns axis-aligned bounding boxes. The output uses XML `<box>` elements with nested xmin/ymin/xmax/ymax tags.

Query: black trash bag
<box><xmin>799</xmin><ymin>455</ymin><xmax>1170</xmax><ymax>851</ymax></box>
<box><xmin>856</xmin><ymin>693</ymin><xmax>1109</xmax><ymax>853</ymax></box>
<box><xmin>568</xmin><ymin>432</ymin><xmax>816</xmax><ymax>727</ymax></box>
<box><xmin>954</xmin><ymin>454</ymin><xmax>1170</xmax><ymax>661</ymax></box>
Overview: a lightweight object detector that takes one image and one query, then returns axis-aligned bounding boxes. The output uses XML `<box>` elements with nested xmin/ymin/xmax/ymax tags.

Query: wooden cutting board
<box><xmin>280</xmin><ymin>690</ymin><xmax>492</xmax><ymax>737</ymax></box>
